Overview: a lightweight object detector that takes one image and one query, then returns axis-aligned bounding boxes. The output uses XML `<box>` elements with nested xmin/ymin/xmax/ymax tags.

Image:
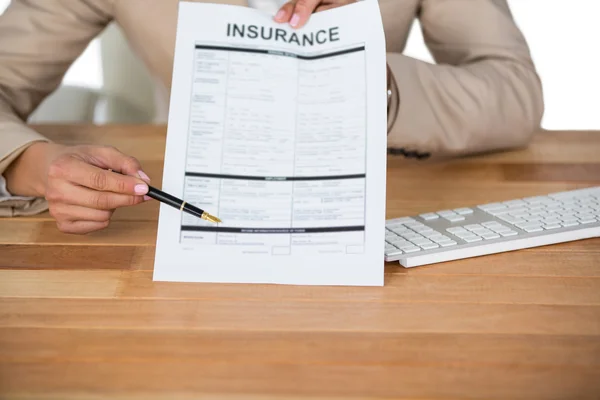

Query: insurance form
<box><xmin>153</xmin><ymin>0</ymin><xmax>387</xmax><ymax>286</ymax></box>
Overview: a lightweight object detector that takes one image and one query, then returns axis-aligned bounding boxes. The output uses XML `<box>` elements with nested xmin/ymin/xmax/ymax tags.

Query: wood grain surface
<box><xmin>0</xmin><ymin>125</ymin><xmax>599</xmax><ymax>400</ymax></box>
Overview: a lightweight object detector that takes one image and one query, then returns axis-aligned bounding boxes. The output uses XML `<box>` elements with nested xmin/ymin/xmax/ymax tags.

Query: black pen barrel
<box><xmin>146</xmin><ymin>186</ymin><xmax>184</xmax><ymax>209</ymax></box>
<box><xmin>146</xmin><ymin>186</ymin><xmax>207</xmax><ymax>219</ymax></box>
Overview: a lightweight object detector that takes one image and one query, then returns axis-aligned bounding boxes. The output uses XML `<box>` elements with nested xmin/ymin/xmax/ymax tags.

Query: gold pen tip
<box><xmin>204</xmin><ymin>214</ymin><xmax>222</xmax><ymax>224</ymax></box>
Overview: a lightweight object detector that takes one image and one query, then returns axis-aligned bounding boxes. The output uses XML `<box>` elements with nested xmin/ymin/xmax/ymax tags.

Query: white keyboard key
<box><xmin>544</xmin><ymin>201</ymin><xmax>561</xmax><ymax>207</ymax></box>
<box><xmin>543</xmin><ymin>218</ymin><xmax>561</xmax><ymax>225</ymax></box>
<box><xmin>580</xmin><ymin>218</ymin><xmax>597</xmax><ymax>224</ymax></box>
<box><xmin>386</xmin><ymin>251</ymin><xmax>403</xmax><ymax>258</ymax></box>
<box><xmin>428</xmin><ymin>233</ymin><xmax>445</xmax><ymax>240</ymax></box>
<box><xmin>529</xmin><ymin>209</ymin><xmax>545</xmax><ymax>216</ymax></box>
<box><xmin>523</xmin><ymin>226</ymin><xmax>544</xmax><ymax>233</ymax></box>
<box><xmin>487</xmin><ymin>209</ymin><xmax>512</xmax><ymax>217</ymax></box>
<box><xmin>481</xmin><ymin>233</ymin><xmax>501</xmax><ymax>240</ymax></box>
<box><xmin>387</xmin><ymin>224</ymin><xmax>406</xmax><ymax>231</ymax></box>
<box><xmin>524</xmin><ymin>196</ymin><xmax>547</xmax><ymax>204</ymax></box>
<box><xmin>420</xmin><ymin>213</ymin><xmax>439</xmax><ymax>221</ymax></box>
<box><xmin>465</xmin><ymin>224</ymin><xmax>483</xmax><ymax>230</ymax></box>
<box><xmin>437</xmin><ymin>210</ymin><xmax>456</xmax><ymax>217</ymax></box>
<box><xmin>447</xmin><ymin>227</ymin><xmax>468</xmax><ymax>234</ymax></box>
<box><xmin>405</xmin><ymin>221</ymin><xmax>425</xmax><ymax>228</ymax></box>
<box><xmin>454</xmin><ymin>231</ymin><xmax>474</xmax><ymax>238</ymax></box>
<box><xmin>527</xmin><ymin>215</ymin><xmax>544</xmax><ymax>222</ymax></box>
<box><xmin>391</xmin><ymin>217</ymin><xmax>415</xmax><ymax>224</ymax></box>
<box><xmin>511</xmin><ymin>218</ymin><xmax>527</xmax><ymax>225</ymax></box>
<box><xmin>412</xmin><ymin>238</ymin><xmax>433</xmax><ymax>246</ymax></box>
<box><xmin>516</xmin><ymin>222</ymin><xmax>542</xmax><ymax>230</ymax></box>
<box><xmin>412</xmin><ymin>225</ymin><xmax>431</xmax><ymax>232</ymax></box>
<box><xmin>504</xmin><ymin>199</ymin><xmax>527</xmax><ymax>207</ymax></box>
<box><xmin>478</xmin><ymin>203</ymin><xmax>507</xmax><ymax>211</ymax></box>
<box><xmin>559</xmin><ymin>213</ymin><xmax>576</xmax><ymax>219</ymax></box>
<box><xmin>482</xmin><ymin>221</ymin><xmax>502</xmax><ymax>228</ymax></box>
<box><xmin>387</xmin><ymin>223</ymin><xmax>406</xmax><ymax>229</ymax></box>
<box><xmin>511</xmin><ymin>212</ymin><xmax>530</xmax><ymax>219</ymax></box>
<box><xmin>463</xmin><ymin>236</ymin><xmax>483</xmax><ymax>243</ymax></box>
<box><xmin>445</xmin><ymin>215</ymin><xmax>466</xmax><ymax>222</ymax></box>
<box><xmin>460</xmin><ymin>232</ymin><xmax>479</xmax><ymax>239</ymax></box>
<box><xmin>500</xmin><ymin>230</ymin><xmax>518</xmax><ymax>237</ymax></box>
<box><xmin>424</xmin><ymin>232</ymin><xmax>443</xmax><ymax>239</ymax></box>
<box><xmin>525</xmin><ymin>204</ymin><xmax>542</xmax><ymax>210</ymax></box>
<box><xmin>498</xmin><ymin>215</ymin><xmax>517</xmax><ymax>223</ymax></box>
<box><xmin>544</xmin><ymin>224</ymin><xmax>562</xmax><ymax>230</ymax></box>
<box><xmin>402</xmin><ymin>246</ymin><xmax>422</xmax><ymax>253</ymax></box>
<box><xmin>578</xmin><ymin>213</ymin><xmax>596</xmax><ymax>221</ymax></box>
<box><xmin>432</xmin><ymin>236</ymin><xmax>452</xmax><ymax>244</ymax></box>
<box><xmin>421</xmin><ymin>243</ymin><xmax>440</xmax><ymax>250</ymax></box>
<box><xmin>562</xmin><ymin>221</ymin><xmax>580</xmax><ymax>228</ymax></box>
<box><xmin>439</xmin><ymin>240</ymin><xmax>458</xmax><ymax>247</ymax></box>
<box><xmin>454</xmin><ymin>208</ymin><xmax>474</xmax><ymax>215</ymax></box>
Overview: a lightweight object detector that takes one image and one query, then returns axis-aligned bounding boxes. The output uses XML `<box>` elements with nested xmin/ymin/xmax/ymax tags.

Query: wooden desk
<box><xmin>1</xmin><ymin>125</ymin><xmax>599</xmax><ymax>399</ymax></box>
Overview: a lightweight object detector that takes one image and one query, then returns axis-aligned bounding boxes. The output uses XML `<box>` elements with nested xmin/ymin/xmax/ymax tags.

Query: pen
<box><xmin>108</xmin><ymin>169</ymin><xmax>222</xmax><ymax>224</ymax></box>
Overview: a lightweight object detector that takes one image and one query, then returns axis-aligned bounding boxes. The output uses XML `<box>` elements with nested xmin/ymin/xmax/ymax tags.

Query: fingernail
<box><xmin>290</xmin><ymin>13</ymin><xmax>300</xmax><ymax>27</ymax></box>
<box><xmin>137</xmin><ymin>170</ymin><xmax>151</xmax><ymax>182</ymax></box>
<box><xmin>144</xmin><ymin>195</ymin><xmax>151</xmax><ymax>201</ymax></box>
<box><xmin>275</xmin><ymin>9</ymin><xmax>285</xmax><ymax>21</ymax></box>
<box><xmin>135</xmin><ymin>184</ymin><xmax>148</xmax><ymax>195</ymax></box>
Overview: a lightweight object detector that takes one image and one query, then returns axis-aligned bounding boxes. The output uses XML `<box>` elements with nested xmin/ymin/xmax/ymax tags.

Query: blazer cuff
<box><xmin>0</xmin><ymin>122</ymin><xmax>50</xmax><ymax>175</ymax></box>
<box><xmin>0</xmin><ymin>123</ymin><xmax>50</xmax><ymax>216</ymax></box>
<box><xmin>0</xmin><ymin>174</ymin><xmax>48</xmax><ymax>216</ymax></box>
<box><xmin>385</xmin><ymin>54</ymin><xmax>431</xmax><ymax>160</ymax></box>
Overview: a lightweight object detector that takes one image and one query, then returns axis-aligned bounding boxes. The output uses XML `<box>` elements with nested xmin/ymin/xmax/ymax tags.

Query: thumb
<box><xmin>82</xmin><ymin>145</ymin><xmax>151</xmax><ymax>183</ymax></box>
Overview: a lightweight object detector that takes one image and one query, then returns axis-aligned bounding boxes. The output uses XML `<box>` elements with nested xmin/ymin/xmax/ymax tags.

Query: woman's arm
<box><xmin>385</xmin><ymin>0</ymin><xmax>544</xmax><ymax>158</ymax></box>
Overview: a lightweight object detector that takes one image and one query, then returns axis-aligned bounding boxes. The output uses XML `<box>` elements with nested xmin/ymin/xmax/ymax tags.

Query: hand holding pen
<box><xmin>9</xmin><ymin>143</ymin><xmax>220</xmax><ymax>235</ymax></box>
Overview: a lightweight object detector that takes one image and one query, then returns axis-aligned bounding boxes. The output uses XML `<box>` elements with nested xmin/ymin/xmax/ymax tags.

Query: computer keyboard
<box><xmin>385</xmin><ymin>186</ymin><xmax>600</xmax><ymax>267</ymax></box>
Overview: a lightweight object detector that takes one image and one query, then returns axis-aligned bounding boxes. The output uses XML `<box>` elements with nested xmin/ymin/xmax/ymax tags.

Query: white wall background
<box><xmin>1</xmin><ymin>0</ymin><xmax>599</xmax><ymax>129</ymax></box>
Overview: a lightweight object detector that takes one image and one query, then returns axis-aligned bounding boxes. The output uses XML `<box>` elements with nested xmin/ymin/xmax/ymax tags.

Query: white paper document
<box><xmin>153</xmin><ymin>0</ymin><xmax>387</xmax><ymax>286</ymax></box>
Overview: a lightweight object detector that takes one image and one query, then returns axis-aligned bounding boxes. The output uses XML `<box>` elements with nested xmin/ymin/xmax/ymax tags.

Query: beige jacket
<box><xmin>0</xmin><ymin>0</ymin><xmax>544</xmax><ymax>217</ymax></box>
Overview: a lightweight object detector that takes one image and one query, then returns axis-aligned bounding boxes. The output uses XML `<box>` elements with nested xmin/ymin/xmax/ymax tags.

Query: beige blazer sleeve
<box><xmin>0</xmin><ymin>0</ymin><xmax>113</xmax><ymax>216</ymax></box>
<box><xmin>386</xmin><ymin>0</ymin><xmax>545</xmax><ymax>159</ymax></box>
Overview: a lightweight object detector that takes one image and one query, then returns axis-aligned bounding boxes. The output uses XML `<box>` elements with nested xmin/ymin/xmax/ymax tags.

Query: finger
<box><xmin>274</xmin><ymin>0</ymin><xmax>296</xmax><ymax>23</ymax></box>
<box><xmin>81</xmin><ymin>145</ymin><xmax>150</xmax><ymax>182</ymax></box>
<box><xmin>289</xmin><ymin>0</ymin><xmax>320</xmax><ymax>28</ymax></box>
<box><xmin>49</xmin><ymin>203</ymin><xmax>113</xmax><ymax>223</ymax></box>
<box><xmin>315</xmin><ymin>4</ymin><xmax>340</xmax><ymax>12</ymax></box>
<box><xmin>316</xmin><ymin>1</ymin><xmax>356</xmax><ymax>13</ymax></box>
<box><xmin>46</xmin><ymin>180</ymin><xmax>145</xmax><ymax>210</ymax></box>
<box><xmin>49</xmin><ymin>156</ymin><xmax>148</xmax><ymax>196</ymax></box>
<box><xmin>56</xmin><ymin>220</ymin><xmax>111</xmax><ymax>235</ymax></box>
